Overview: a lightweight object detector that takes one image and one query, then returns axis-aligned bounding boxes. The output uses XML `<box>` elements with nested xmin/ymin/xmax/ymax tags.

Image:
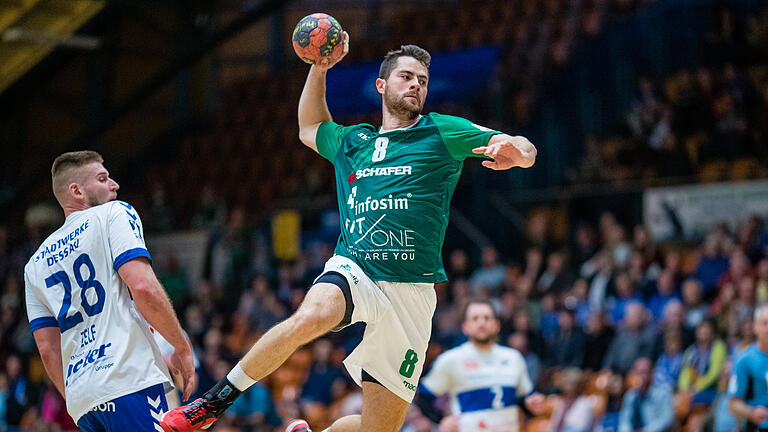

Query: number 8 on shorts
<box><xmin>399</xmin><ymin>349</ymin><xmax>418</xmax><ymax>378</ymax></box>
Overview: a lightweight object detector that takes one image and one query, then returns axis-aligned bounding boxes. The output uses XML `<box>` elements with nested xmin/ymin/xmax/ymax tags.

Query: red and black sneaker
<box><xmin>160</xmin><ymin>380</ymin><xmax>241</xmax><ymax>432</ymax></box>
<box><xmin>285</xmin><ymin>419</ymin><xmax>312</xmax><ymax>432</ymax></box>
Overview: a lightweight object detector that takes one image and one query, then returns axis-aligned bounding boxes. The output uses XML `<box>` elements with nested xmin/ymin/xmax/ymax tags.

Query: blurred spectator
<box><xmin>564</xmin><ymin>278</ymin><xmax>591</xmax><ymax>326</ymax></box>
<box><xmin>696</xmin><ymin>235</ymin><xmax>730</xmax><ymax>297</ymax></box>
<box><xmin>447</xmin><ymin>249</ymin><xmax>470</xmax><ymax>282</ymax></box>
<box><xmin>682</xmin><ymin>278</ymin><xmax>709</xmax><ymax>329</ymax></box>
<box><xmin>300</xmin><ymin>339</ymin><xmax>346</xmax><ymax>407</ymax></box>
<box><xmin>605</xmin><ymin>224</ymin><xmax>632</xmax><ymax>268</ymax></box>
<box><xmin>646</xmin><ymin>269</ymin><xmax>680</xmax><ymax>322</ymax></box>
<box><xmin>598</xmin><ymin>372</ymin><xmax>626</xmax><ymax>432</ymax></box>
<box><xmin>728</xmin><ymin>315</ymin><xmax>754</xmax><ymax>356</ymax></box>
<box><xmin>539</xmin><ymin>294</ymin><xmax>560</xmax><ymax>341</ymax></box>
<box><xmin>655</xmin><ymin>300</ymin><xmax>695</xmax><ymax>356</ymax></box>
<box><xmin>4</xmin><ymin>355</ymin><xmax>36</xmax><ymax>428</ymax></box>
<box><xmin>548</xmin><ymin>369</ymin><xmax>595</xmax><ymax>432</ymax></box>
<box><xmin>679</xmin><ymin>319</ymin><xmax>727</xmax><ymax>406</ymax></box>
<box><xmin>527</xmin><ymin>211</ymin><xmax>557</xmax><ymax>256</ymax></box>
<box><xmin>585</xmin><ymin>250</ymin><xmax>615</xmax><ymax>312</ymax></box>
<box><xmin>632</xmin><ymin>226</ymin><xmax>660</xmax><ymax>273</ymax></box>
<box><xmin>715</xmin><ymin>248</ymin><xmax>752</xmax><ymax>306</ymax></box>
<box><xmin>583</xmin><ymin>312</ymin><xmax>614</xmax><ymax>371</ymax></box>
<box><xmin>653</xmin><ymin>328</ymin><xmax>684</xmax><ymax>390</ymax></box>
<box><xmin>249</xmin><ymin>287</ymin><xmax>287</xmax><ymax>333</ymax></box>
<box><xmin>524</xmin><ymin>247</ymin><xmax>545</xmax><ymax>282</ymax></box>
<box><xmin>209</xmin><ymin>206</ymin><xmax>252</xmax><ymax>294</ymax></box>
<box><xmin>513</xmin><ymin>310</ymin><xmax>546</xmax><ymax>357</ymax></box>
<box><xmin>545</xmin><ymin>309</ymin><xmax>586</xmax><ymax>368</ymax></box>
<box><xmin>608</xmin><ymin>272</ymin><xmax>643</xmax><ymax>325</ymax></box>
<box><xmin>470</xmin><ymin>246</ymin><xmax>506</xmax><ymax>295</ymax></box>
<box><xmin>508</xmin><ymin>332</ymin><xmax>542</xmax><ymax>386</ymax></box>
<box><xmin>627</xmin><ymin>251</ymin><xmax>656</xmax><ymax>299</ymax></box>
<box><xmin>572</xmin><ymin>223</ymin><xmax>599</xmax><ymax>270</ymax></box>
<box><xmin>617</xmin><ymin>358</ymin><xmax>674</xmax><ymax>432</ymax></box>
<box><xmin>538</xmin><ymin>251</ymin><xmax>573</xmax><ymax>297</ymax></box>
<box><xmin>603</xmin><ymin>303</ymin><xmax>657</xmax><ymax>374</ymax></box>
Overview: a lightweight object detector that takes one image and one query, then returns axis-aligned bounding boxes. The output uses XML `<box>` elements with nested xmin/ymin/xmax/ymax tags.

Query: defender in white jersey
<box><xmin>24</xmin><ymin>151</ymin><xmax>195</xmax><ymax>431</ymax></box>
<box><xmin>417</xmin><ymin>299</ymin><xmax>545</xmax><ymax>432</ymax></box>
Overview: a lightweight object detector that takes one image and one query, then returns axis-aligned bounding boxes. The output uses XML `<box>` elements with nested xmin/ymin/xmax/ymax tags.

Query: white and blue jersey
<box><xmin>729</xmin><ymin>344</ymin><xmax>768</xmax><ymax>430</ymax></box>
<box><xmin>24</xmin><ymin>201</ymin><xmax>172</xmax><ymax>425</ymax></box>
<box><xmin>419</xmin><ymin>343</ymin><xmax>533</xmax><ymax>432</ymax></box>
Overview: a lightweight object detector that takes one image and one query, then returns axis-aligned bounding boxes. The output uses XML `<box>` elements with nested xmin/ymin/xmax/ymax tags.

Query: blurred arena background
<box><xmin>1</xmin><ymin>0</ymin><xmax>767</xmax><ymax>430</ymax></box>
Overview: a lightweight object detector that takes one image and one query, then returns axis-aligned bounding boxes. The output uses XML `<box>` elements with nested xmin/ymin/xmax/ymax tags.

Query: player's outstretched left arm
<box><xmin>472</xmin><ymin>134</ymin><xmax>537</xmax><ymax>170</ymax></box>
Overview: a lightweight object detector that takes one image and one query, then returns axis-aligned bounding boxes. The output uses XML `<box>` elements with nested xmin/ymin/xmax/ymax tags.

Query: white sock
<box><xmin>226</xmin><ymin>362</ymin><xmax>257</xmax><ymax>391</ymax></box>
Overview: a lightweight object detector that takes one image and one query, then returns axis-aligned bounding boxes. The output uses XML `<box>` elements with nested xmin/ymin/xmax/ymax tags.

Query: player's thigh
<box><xmin>292</xmin><ymin>281</ymin><xmax>346</xmax><ymax>333</ymax></box>
<box><xmin>360</xmin><ymin>381</ymin><xmax>410</xmax><ymax>432</ymax></box>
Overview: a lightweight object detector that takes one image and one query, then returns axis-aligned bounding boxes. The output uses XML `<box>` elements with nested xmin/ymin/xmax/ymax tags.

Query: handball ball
<box><xmin>292</xmin><ymin>13</ymin><xmax>344</xmax><ymax>65</ymax></box>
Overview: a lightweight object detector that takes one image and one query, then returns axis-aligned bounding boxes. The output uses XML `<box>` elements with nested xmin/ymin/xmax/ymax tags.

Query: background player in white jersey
<box><xmin>24</xmin><ymin>151</ymin><xmax>196</xmax><ymax>431</ymax></box>
<box><xmin>416</xmin><ymin>299</ymin><xmax>545</xmax><ymax>432</ymax></box>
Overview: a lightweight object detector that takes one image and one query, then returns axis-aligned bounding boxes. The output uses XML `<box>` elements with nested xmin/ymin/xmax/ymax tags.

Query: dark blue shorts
<box><xmin>77</xmin><ymin>383</ymin><xmax>169</xmax><ymax>432</ymax></box>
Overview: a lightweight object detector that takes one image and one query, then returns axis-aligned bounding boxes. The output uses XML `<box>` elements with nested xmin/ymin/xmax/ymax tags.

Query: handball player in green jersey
<box><xmin>161</xmin><ymin>36</ymin><xmax>536</xmax><ymax>432</ymax></box>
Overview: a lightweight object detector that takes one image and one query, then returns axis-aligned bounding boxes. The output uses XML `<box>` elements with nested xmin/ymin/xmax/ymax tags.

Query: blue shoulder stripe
<box><xmin>113</xmin><ymin>247</ymin><xmax>151</xmax><ymax>271</ymax></box>
<box><xmin>30</xmin><ymin>317</ymin><xmax>59</xmax><ymax>332</ymax></box>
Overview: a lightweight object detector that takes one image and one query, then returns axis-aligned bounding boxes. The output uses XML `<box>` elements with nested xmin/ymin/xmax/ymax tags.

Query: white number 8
<box><xmin>372</xmin><ymin>137</ymin><xmax>389</xmax><ymax>162</ymax></box>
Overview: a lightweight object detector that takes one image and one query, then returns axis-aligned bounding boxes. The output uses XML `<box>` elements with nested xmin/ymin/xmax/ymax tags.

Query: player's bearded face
<box><xmin>79</xmin><ymin>163</ymin><xmax>120</xmax><ymax>207</ymax></box>
<box><xmin>463</xmin><ymin>304</ymin><xmax>500</xmax><ymax>345</ymax></box>
<box><xmin>382</xmin><ymin>57</ymin><xmax>428</xmax><ymax>120</ymax></box>
<box><xmin>383</xmin><ymin>84</ymin><xmax>423</xmax><ymax>120</ymax></box>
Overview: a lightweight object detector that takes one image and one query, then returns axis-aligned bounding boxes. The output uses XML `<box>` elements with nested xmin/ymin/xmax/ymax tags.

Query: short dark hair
<box><xmin>462</xmin><ymin>298</ymin><xmax>498</xmax><ymax>322</ymax></box>
<box><xmin>378</xmin><ymin>44</ymin><xmax>431</xmax><ymax>79</ymax></box>
<box><xmin>51</xmin><ymin>151</ymin><xmax>103</xmax><ymax>178</ymax></box>
<box><xmin>51</xmin><ymin>151</ymin><xmax>104</xmax><ymax>202</ymax></box>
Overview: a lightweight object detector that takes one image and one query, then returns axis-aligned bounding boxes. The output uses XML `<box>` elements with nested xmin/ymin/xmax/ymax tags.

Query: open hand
<box><xmin>472</xmin><ymin>135</ymin><xmax>535</xmax><ymax>170</ymax></box>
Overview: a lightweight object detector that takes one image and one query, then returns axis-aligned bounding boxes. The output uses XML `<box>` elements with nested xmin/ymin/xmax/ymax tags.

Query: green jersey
<box><xmin>316</xmin><ymin>112</ymin><xmax>501</xmax><ymax>283</ymax></box>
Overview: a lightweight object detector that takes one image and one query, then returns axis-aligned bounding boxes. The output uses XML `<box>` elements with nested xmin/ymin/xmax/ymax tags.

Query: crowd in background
<box><xmin>0</xmin><ymin>1</ymin><xmax>767</xmax><ymax>431</ymax></box>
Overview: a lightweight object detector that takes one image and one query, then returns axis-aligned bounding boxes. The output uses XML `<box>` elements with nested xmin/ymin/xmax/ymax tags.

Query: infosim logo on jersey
<box><xmin>347</xmin><ymin>166</ymin><xmax>412</xmax><ymax>184</ymax></box>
